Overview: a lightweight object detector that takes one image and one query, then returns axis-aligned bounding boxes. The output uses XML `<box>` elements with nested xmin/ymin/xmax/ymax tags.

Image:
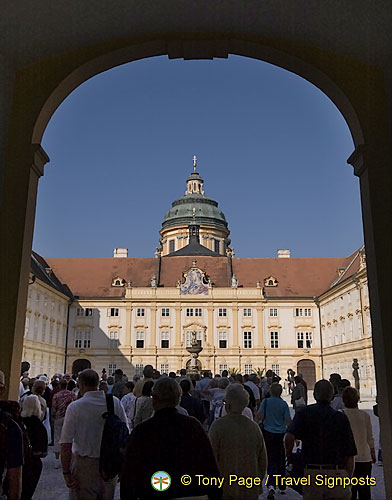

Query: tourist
<box><xmin>106</xmin><ymin>376</ymin><xmax>114</xmax><ymax>393</ymax></box>
<box><xmin>208</xmin><ymin>377</ymin><xmax>230</xmax><ymax>422</ymax></box>
<box><xmin>178</xmin><ymin>368</ymin><xmax>188</xmax><ymax>382</ymax></box>
<box><xmin>0</xmin><ymin>370</ymin><xmax>24</xmax><ymax>500</ymax></box>
<box><xmin>245</xmin><ymin>374</ymin><xmax>261</xmax><ymax>410</ymax></box>
<box><xmin>285</xmin><ymin>379</ymin><xmax>357</xmax><ymax>500</ymax></box>
<box><xmin>133</xmin><ymin>364</ymin><xmax>154</xmax><ymax>397</ymax></box>
<box><xmin>121</xmin><ymin>381</ymin><xmax>137</xmax><ymax>429</ymax></box>
<box><xmin>133</xmin><ymin>380</ymin><xmax>154</xmax><ymax>427</ymax></box>
<box><xmin>291</xmin><ymin>376</ymin><xmax>306</xmax><ymax>411</ymax></box>
<box><xmin>221</xmin><ymin>369</ymin><xmax>228</xmax><ymax>378</ymax></box>
<box><xmin>121</xmin><ymin>377</ymin><xmax>221</xmax><ymax>499</ymax></box>
<box><xmin>257</xmin><ymin>383</ymin><xmax>291</xmax><ymax>499</ymax></box>
<box><xmin>49</xmin><ymin>378</ymin><xmax>61</xmax><ymax>445</ymax></box>
<box><xmin>342</xmin><ymin>387</ymin><xmax>376</xmax><ymax>500</ymax></box>
<box><xmin>31</xmin><ymin>379</ymin><xmax>47</xmax><ymax>421</ymax></box>
<box><xmin>99</xmin><ymin>380</ymin><xmax>108</xmax><ymax>393</ymax></box>
<box><xmin>179</xmin><ymin>378</ymin><xmax>205</xmax><ymax>422</ymax></box>
<box><xmin>329</xmin><ymin>372</ymin><xmax>342</xmax><ymax>396</ymax></box>
<box><xmin>51</xmin><ymin>378</ymin><xmax>76</xmax><ymax>469</ymax></box>
<box><xmin>21</xmin><ymin>394</ymin><xmax>48</xmax><ymax>500</ymax></box>
<box><xmin>111</xmin><ymin>368</ymin><xmax>126</xmax><ymax>399</ymax></box>
<box><xmin>261</xmin><ymin>369</ymin><xmax>274</xmax><ymax>398</ymax></box>
<box><xmin>235</xmin><ymin>374</ymin><xmax>256</xmax><ymax>413</ymax></box>
<box><xmin>196</xmin><ymin>370</ymin><xmax>212</xmax><ymax>419</ymax></box>
<box><xmin>60</xmin><ymin>369</ymin><xmax>128</xmax><ymax>500</ymax></box>
<box><xmin>331</xmin><ymin>379</ymin><xmax>351</xmax><ymax>411</ymax></box>
<box><xmin>297</xmin><ymin>373</ymin><xmax>308</xmax><ymax>404</ymax></box>
<box><xmin>209</xmin><ymin>383</ymin><xmax>267</xmax><ymax>500</ymax></box>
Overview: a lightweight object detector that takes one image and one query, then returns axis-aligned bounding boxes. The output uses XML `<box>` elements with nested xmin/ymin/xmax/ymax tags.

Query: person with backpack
<box><xmin>0</xmin><ymin>370</ymin><xmax>24</xmax><ymax>500</ymax></box>
<box><xmin>60</xmin><ymin>369</ymin><xmax>128</xmax><ymax>500</ymax></box>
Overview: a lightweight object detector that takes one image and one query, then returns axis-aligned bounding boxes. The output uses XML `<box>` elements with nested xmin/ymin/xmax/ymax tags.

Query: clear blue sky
<box><xmin>34</xmin><ymin>55</ymin><xmax>363</xmax><ymax>258</ymax></box>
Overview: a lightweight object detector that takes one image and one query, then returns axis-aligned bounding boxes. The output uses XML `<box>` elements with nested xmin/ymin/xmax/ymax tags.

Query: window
<box><xmin>83</xmin><ymin>331</ymin><xmax>91</xmax><ymax>348</ymax></box>
<box><xmin>218</xmin><ymin>331</ymin><xmax>227</xmax><ymax>348</ymax></box>
<box><xmin>36</xmin><ymin>292</ymin><xmax>40</xmax><ymax>304</ymax></box>
<box><xmin>107</xmin><ymin>307</ymin><xmax>119</xmax><ymax>317</ymax></box>
<box><xmin>161</xmin><ymin>308</ymin><xmax>170</xmax><ymax>317</ymax></box>
<box><xmin>243</xmin><ymin>331</ymin><xmax>252</xmax><ymax>348</ymax></box>
<box><xmin>219</xmin><ymin>364</ymin><xmax>228</xmax><ymax>375</ymax></box>
<box><xmin>109</xmin><ymin>330</ymin><xmax>119</xmax><ymax>348</ymax></box>
<box><xmin>295</xmin><ymin>308</ymin><xmax>312</xmax><ymax>317</ymax></box>
<box><xmin>161</xmin><ymin>331</ymin><xmax>170</xmax><ymax>348</ymax></box>
<box><xmin>108</xmin><ymin>364</ymin><xmax>117</xmax><ymax>376</ymax></box>
<box><xmin>74</xmin><ymin>330</ymin><xmax>91</xmax><ymax>349</ymax></box>
<box><xmin>136</xmin><ymin>331</ymin><xmax>144</xmax><ymax>348</ymax></box>
<box><xmin>77</xmin><ymin>308</ymin><xmax>93</xmax><ymax>317</ymax></box>
<box><xmin>297</xmin><ymin>331</ymin><xmax>304</xmax><ymax>348</ymax></box>
<box><xmin>244</xmin><ymin>364</ymin><xmax>253</xmax><ymax>375</ymax></box>
<box><xmin>270</xmin><ymin>331</ymin><xmax>279</xmax><ymax>348</ymax></box>
<box><xmin>135</xmin><ymin>364</ymin><xmax>144</xmax><ymax>376</ymax></box>
<box><xmin>169</xmin><ymin>239</ymin><xmax>175</xmax><ymax>253</ymax></box>
<box><xmin>272</xmin><ymin>364</ymin><xmax>280</xmax><ymax>376</ymax></box>
<box><xmin>186</xmin><ymin>331</ymin><xmax>202</xmax><ymax>347</ymax></box>
<box><xmin>243</xmin><ymin>308</ymin><xmax>251</xmax><ymax>317</ymax></box>
<box><xmin>136</xmin><ymin>308</ymin><xmax>145</xmax><ymax>317</ymax></box>
<box><xmin>305</xmin><ymin>331</ymin><xmax>313</xmax><ymax>348</ymax></box>
<box><xmin>269</xmin><ymin>308</ymin><xmax>278</xmax><ymax>317</ymax></box>
<box><xmin>218</xmin><ymin>308</ymin><xmax>227</xmax><ymax>317</ymax></box>
<box><xmin>160</xmin><ymin>364</ymin><xmax>169</xmax><ymax>374</ymax></box>
<box><xmin>214</xmin><ymin>239</ymin><xmax>220</xmax><ymax>253</ymax></box>
<box><xmin>194</xmin><ymin>308</ymin><xmax>202</xmax><ymax>317</ymax></box>
<box><xmin>186</xmin><ymin>308</ymin><xmax>193</xmax><ymax>317</ymax></box>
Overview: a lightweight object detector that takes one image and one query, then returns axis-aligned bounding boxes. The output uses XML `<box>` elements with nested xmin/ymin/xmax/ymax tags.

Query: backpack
<box><xmin>99</xmin><ymin>394</ymin><xmax>129</xmax><ymax>481</ymax></box>
<box><xmin>0</xmin><ymin>410</ymin><xmax>11</xmax><ymax>486</ymax></box>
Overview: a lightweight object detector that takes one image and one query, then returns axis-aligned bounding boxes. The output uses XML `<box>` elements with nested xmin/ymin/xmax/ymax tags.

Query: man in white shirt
<box><xmin>60</xmin><ymin>369</ymin><xmax>128</xmax><ymax>500</ymax></box>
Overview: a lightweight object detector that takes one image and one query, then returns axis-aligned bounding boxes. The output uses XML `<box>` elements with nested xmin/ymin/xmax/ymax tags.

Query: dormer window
<box><xmin>264</xmin><ymin>276</ymin><xmax>278</xmax><ymax>287</ymax></box>
<box><xmin>112</xmin><ymin>277</ymin><xmax>125</xmax><ymax>287</ymax></box>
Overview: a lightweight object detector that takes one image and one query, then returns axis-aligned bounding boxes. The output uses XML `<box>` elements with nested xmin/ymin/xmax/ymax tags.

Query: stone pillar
<box><xmin>125</xmin><ymin>307</ymin><xmax>132</xmax><ymax>348</ymax></box>
<box><xmin>0</xmin><ymin>144</ymin><xmax>49</xmax><ymax>399</ymax></box>
<box><xmin>348</xmin><ymin>144</ymin><xmax>392</xmax><ymax>498</ymax></box>
<box><xmin>232</xmin><ymin>304</ymin><xmax>239</xmax><ymax>347</ymax></box>
<box><xmin>207</xmin><ymin>303</ymin><xmax>214</xmax><ymax>346</ymax></box>
<box><xmin>175</xmin><ymin>305</ymin><xmax>181</xmax><ymax>346</ymax></box>
<box><xmin>149</xmin><ymin>305</ymin><xmax>157</xmax><ymax>347</ymax></box>
<box><xmin>256</xmin><ymin>305</ymin><xmax>263</xmax><ymax>346</ymax></box>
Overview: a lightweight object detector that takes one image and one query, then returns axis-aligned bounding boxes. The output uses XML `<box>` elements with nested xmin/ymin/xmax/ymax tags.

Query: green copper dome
<box><xmin>162</xmin><ymin>192</ymin><xmax>228</xmax><ymax>230</ymax></box>
<box><xmin>162</xmin><ymin>161</ymin><xmax>228</xmax><ymax>230</ymax></box>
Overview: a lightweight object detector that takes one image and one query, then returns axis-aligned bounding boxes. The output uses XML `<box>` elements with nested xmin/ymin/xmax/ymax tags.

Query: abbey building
<box><xmin>23</xmin><ymin>159</ymin><xmax>375</xmax><ymax>395</ymax></box>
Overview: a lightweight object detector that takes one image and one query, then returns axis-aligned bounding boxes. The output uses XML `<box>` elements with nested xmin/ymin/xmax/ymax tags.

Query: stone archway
<box><xmin>297</xmin><ymin>359</ymin><xmax>316</xmax><ymax>390</ymax></box>
<box><xmin>71</xmin><ymin>358</ymin><xmax>91</xmax><ymax>376</ymax></box>
<box><xmin>1</xmin><ymin>5</ymin><xmax>391</xmax><ymax>497</ymax></box>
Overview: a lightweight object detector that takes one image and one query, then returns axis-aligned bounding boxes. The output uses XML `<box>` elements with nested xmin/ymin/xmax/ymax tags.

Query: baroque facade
<box><xmin>24</xmin><ymin>163</ymin><xmax>375</xmax><ymax>395</ymax></box>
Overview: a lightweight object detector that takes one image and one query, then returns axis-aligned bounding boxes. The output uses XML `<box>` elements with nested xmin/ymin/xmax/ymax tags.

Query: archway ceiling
<box><xmin>1</xmin><ymin>1</ymin><xmax>391</xmax><ymax>69</ymax></box>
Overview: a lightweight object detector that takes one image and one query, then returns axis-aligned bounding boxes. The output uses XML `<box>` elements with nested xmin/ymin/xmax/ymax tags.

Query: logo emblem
<box><xmin>151</xmin><ymin>471</ymin><xmax>171</xmax><ymax>492</ymax></box>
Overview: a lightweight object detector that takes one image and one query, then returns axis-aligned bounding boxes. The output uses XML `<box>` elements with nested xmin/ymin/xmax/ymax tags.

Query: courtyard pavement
<box><xmin>32</xmin><ymin>396</ymin><xmax>386</xmax><ymax>500</ymax></box>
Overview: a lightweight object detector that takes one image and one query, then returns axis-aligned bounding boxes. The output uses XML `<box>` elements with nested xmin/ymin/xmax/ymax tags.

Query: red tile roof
<box><xmin>46</xmin><ymin>251</ymin><xmax>362</xmax><ymax>299</ymax></box>
<box><xmin>46</xmin><ymin>258</ymin><xmax>157</xmax><ymax>298</ymax></box>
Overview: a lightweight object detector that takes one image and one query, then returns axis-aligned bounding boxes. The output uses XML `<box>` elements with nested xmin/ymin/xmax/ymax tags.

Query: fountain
<box><xmin>186</xmin><ymin>330</ymin><xmax>203</xmax><ymax>374</ymax></box>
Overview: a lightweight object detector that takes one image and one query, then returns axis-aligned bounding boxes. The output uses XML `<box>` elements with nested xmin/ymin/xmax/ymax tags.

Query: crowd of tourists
<box><xmin>0</xmin><ymin>365</ymin><xmax>381</xmax><ymax>500</ymax></box>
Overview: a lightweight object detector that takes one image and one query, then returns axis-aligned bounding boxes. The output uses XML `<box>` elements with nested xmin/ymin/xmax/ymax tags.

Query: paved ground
<box><xmin>32</xmin><ymin>396</ymin><xmax>386</xmax><ymax>500</ymax></box>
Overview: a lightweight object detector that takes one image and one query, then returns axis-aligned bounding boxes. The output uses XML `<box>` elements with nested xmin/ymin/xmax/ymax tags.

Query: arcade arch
<box><xmin>1</xmin><ymin>7</ymin><xmax>391</xmax><ymax>495</ymax></box>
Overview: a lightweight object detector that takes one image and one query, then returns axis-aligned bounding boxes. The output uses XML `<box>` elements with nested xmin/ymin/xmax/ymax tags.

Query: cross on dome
<box><xmin>193</xmin><ymin>155</ymin><xmax>197</xmax><ymax>171</ymax></box>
